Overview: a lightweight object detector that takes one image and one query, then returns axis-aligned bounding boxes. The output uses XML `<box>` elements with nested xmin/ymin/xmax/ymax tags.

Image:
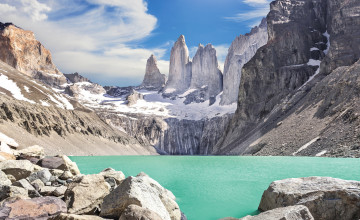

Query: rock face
<box><xmin>214</xmin><ymin>0</ymin><xmax>360</xmax><ymax>155</ymax></box>
<box><xmin>220</xmin><ymin>18</ymin><xmax>268</xmax><ymax>105</ymax></box>
<box><xmin>163</xmin><ymin>35</ymin><xmax>192</xmax><ymax>96</ymax></box>
<box><xmin>100</xmin><ymin>172</ymin><xmax>181</xmax><ymax>220</ymax></box>
<box><xmin>141</xmin><ymin>54</ymin><xmax>166</xmax><ymax>90</ymax></box>
<box><xmin>64</xmin><ymin>73</ymin><xmax>91</xmax><ymax>84</ymax></box>
<box><xmin>238</xmin><ymin>205</ymin><xmax>314</xmax><ymax>220</ymax></box>
<box><xmin>126</xmin><ymin>89</ymin><xmax>144</xmax><ymax>106</ymax></box>
<box><xmin>0</xmin><ymin>197</ymin><xmax>67</xmax><ymax>219</ymax></box>
<box><xmin>259</xmin><ymin>177</ymin><xmax>360</xmax><ymax>220</ymax></box>
<box><xmin>98</xmin><ymin>112</ymin><xmax>233</xmax><ymax>155</ymax></box>
<box><xmin>0</xmin><ymin>22</ymin><xmax>67</xmax><ymax>87</ymax></box>
<box><xmin>119</xmin><ymin>204</ymin><xmax>162</xmax><ymax>220</ymax></box>
<box><xmin>190</xmin><ymin>44</ymin><xmax>223</xmax><ymax>100</ymax></box>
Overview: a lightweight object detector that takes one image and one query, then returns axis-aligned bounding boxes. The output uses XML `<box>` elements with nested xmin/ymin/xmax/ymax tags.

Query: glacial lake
<box><xmin>70</xmin><ymin>156</ymin><xmax>360</xmax><ymax>220</ymax></box>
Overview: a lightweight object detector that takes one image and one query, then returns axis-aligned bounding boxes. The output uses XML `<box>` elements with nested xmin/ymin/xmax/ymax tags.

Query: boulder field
<box><xmin>0</xmin><ymin>138</ymin><xmax>185</xmax><ymax>220</ymax></box>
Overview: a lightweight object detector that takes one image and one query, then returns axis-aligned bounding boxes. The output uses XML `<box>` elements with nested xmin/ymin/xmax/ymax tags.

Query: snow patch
<box><xmin>0</xmin><ymin>132</ymin><xmax>19</xmax><ymax>148</ymax></box>
<box><xmin>40</xmin><ymin>100</ymin><xmax>50</xmax><ymax>107</ymax></box>
<box><xmin>179</xmin><ymin>89</ymin><xmax>197</xmax><ymax>97</ymax></box>
<box><xmin>0</xmin><ymin>74</ymin><xmax>35</xmax><ymax>104</ymax></box>
<box><xmin>23</xmin><ymin>86</ymin><xmax>30</xmax><ymax>93</ymax></box>
<box><xmin>163</xmin><ymin>88</ymin><xmax>176</xmax><ymax>94</ymax></box>
<box><xmin>293</xmin><ymin>137</ymin><xmax>320</xmax><ymax>155</ymax></box>
<box><xmin>54</xmin><ymin>94</ymin><xmax>74</xmax><ymax>110</ymax></box>
<box><xmin>315</xmin><ymin>150</ymin><xmax>327</xmax><ymax>157</ymax></box>
<box><xmin>323</xmin><ymin>31</ymin><xmax>330</xmax><ymax>55</ymax></box>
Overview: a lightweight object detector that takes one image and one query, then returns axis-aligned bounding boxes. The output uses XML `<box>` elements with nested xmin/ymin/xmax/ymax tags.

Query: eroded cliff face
<box><xmin>141</xmin><ymin>54</ymin><xmax>166</xmax><ymax>90</ymax></box>
<box><xmin>163</xmin><ymin>35</ymin><xmax>192</xmax><ymax>96</ymax></box>
<box><xmin>98</xmin><ymin>112</ymin><xmax>233</xmax><ymax>155</ymax></box>
<box><xmin>190</xmin><ymin>44</ymin><xmax>223</xmax><ymax>101</ymax></box>
<box><xmin>0</xmin><ymin>23</ymin><xmax>67</xmax><ymax>87</ymax></box>
<box><xmin>214</xmin><ymin>0</ymin><xmax>360</xmax><ymax>156</ymax></box>
<box><xmin>220</xmin><ymin>18</ymin><xmax>268</xmax><ymax>105</ymax></box>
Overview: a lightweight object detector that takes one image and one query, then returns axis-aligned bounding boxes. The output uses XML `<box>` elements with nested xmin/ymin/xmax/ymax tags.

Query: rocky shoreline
<box><xmin>0</xmin><ymin>136</ymin><xmax>184</xmax><ymax>219</ymax></box>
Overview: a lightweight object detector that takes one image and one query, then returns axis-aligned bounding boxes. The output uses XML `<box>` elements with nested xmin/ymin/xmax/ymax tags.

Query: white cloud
<box><xmin>0</xmin><ymin>0</ymin><xmax>170</xmax><ymax>86</ymax></box>
<box><xmin>225</xmin><ymin>0</ymin><xmax>270</xmax><ymax>23</ymax></box>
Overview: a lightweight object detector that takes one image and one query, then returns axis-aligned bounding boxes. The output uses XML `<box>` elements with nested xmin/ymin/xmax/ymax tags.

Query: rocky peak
<box><xmin>220</xmin><ymin>18</ymin><xmax>268</xmax><ymax>105</ymax></box>
<box><xmin>141</xmin><ymin>54</ymin><xmax>166</xmax><ymax>90</ymax></box>
<box><xmin>163</xmin><ymin>35</ymin><xmax>192</xmax><ymax>96</ymax></box>
<box><xmin>0</xmin><ymin>22</ymin><xmax>67</xmax><ymax>87</ymax></box>
<box><xmin>64</xmin><ymin>72</ymin><xmax>91</xmax><ymax>84</ymax></box>
<box><xmin>190</xmin><ymin>43</ymin><xmax>223</xmax><ymax>99</ymax></box>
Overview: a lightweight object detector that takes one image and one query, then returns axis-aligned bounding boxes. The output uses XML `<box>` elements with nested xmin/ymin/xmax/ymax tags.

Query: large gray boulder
<box><xmin>64</xmin><ymin>174</ymin><xmax>110</xmax><ymax>214</ymax></box>
<box><xmin>51</xmin><ymin>213</ymin><xmax>107</xmax><ymax>220</ymax></box>
<box><xmin>141</xmin><ymin>54</ymin><xmax>166</xmax><ymax>90</ymax></box>
<box><xmin>99</xmin><ymin>167</ymin><xmax>125</xmax><ymax>185</ymax></box>
<box><xmin>0</xmin><ymin>196</ymin><xmax>67</xmax><ymax>219</ymax></box>
<box><xmin>100</xmin><ymin>172</ymin><xmax>181</xmax><ymax>220</ymax></box>
<box><xmin>38</xmin><ymin>155</ymin><xmax>80</xmax><ymax>176</ymax></box>
<box><xmin>0</xmin><ymin>185</ymin><xmax>28</xmax><ymax>201</ymax></box>
<box><xmin>0</xmin><ymin>160</ymin><xmax>35</xmax><ymax>180</ymax></box>
<box><xmin>238</xmin><ymin>205</ymin><xmax>314</xmax><ymax>220</ymax></box>
<box><xmin>119</xmin><ymin>204</ymin><xmax>162</xmax><ymax>220</ymax></box>
<box><xmin>259</xmin><ymin>177</ymin><xmax>360</xmax><ymax>220</ymax></box>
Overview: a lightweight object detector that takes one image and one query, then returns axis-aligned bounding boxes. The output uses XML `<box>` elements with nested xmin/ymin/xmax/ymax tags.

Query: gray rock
<box><xmin>60</xmin><ymin>171</ymin><xmax>74</xmax><ymax>180</ymax></box>
<box><xmin>13</xmin><ymin>179</ymin><xmax>35</xmax><ymax>191</ymax></box>
<box><xmin>119</xmin><ymin>204</ymin><xmax>162</xmax><ymax>220</ymax></box>
<box><xmin>99</xmin><ymin>168</ymin><xmax>125</xmax><ymax>185</ymax></box>
<box><xmin>27</xmin><ymin>168</ymin><xmax>52</xmax><ymax>183</ymax></box>
<box><xmin>38</xmin><ymin>155</ymin><xmax>80</xmax><ymax>176</ymax></box>
<box><xmin>126</xmin><ymin>89</ymin><xmax>144</xmax><ymax>106</ymax></box>
<box><xmin>0</xmin><ymin>160</ymin><xmax>35</xmax><ymax>180</ymax></box>
<box><xmin>141</xmin><ymin>54</ymin><xmax>166</xmax><ymax>90</ymax></box>
<box><xmin>51</xmin><ymin>213</ymin><xmax>107</xmax><ymax>220</ymax></box>
<box><xmin>39</xmin><ymin>186</ymin><xmax>57</xmax><ymax>196</ymax></box>
<box><xmin>237</xmin><ymin>205</ymin><xmax>314</xmax><ymax>220</ymax></box>
<box><xmin>0</xmin><ymin>185</ymin><xmax>28</xmax><ymax>201</ymax></box>
<box><xmin>0</xmin><ymin>171</ymin><xmax>11</xmax><ymax>186</ymax></box>
<box><xmin>100</xmin><ymin>172</ymin><xmax>180</xmax><ymax>220</ymax></box>
<box><xmin>259</xmin><ymin>177</ymin><xmax>360</xmax><ymax>220</ymax></box>
<box><xmin>64</xmin><ymin>174</ymin><xmax>110</xmax><ymax>215</ymax></box>
<box><xmin>64</xmin><ymin>72</ymin><xmax>91</xmax><ymax>83</ymax></box>
<box><xmin>220</xmin><ymin>18</ymin><xmax>268</xmax><ymax>105</ymax></box>
<box><xmin>53</xmin><ymin>185</ymin><xmax>67</xmax><ymax>197</ymax></box>
<box><xmin>17</xmin><ymin>145</ymin><xmax>45</xmax><ymax>159</ymax></box>
<box><xmin>189</xmin><ymin>43</ymin><xmax>223</xmax><ymax>103</ymax></box>
<box><xmin>163</xmin><ymin>35</ymin><xmax>192</xmax><ymax>96</ymax></box>
<box><xmin>31</xmin><ymin>179</ymin><xmax>45</xmax><ymax>191</ymax></box>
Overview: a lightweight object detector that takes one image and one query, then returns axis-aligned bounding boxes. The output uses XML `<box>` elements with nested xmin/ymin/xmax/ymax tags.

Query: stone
<box><xmin>39</xmin><ymin>186</ymin><xmax>57</xmax><ymax>196</ymax></box>
<box><xmin>220</xmin><ymin>18</ymin><xmax>268</xmax><ymax>105</ymax></box>
<box><xmin>18</xmin><ymin>145</ymin><xmax>45</xmax><ymax>159</ymax></box>
<box><xmin>258</xmin><ymin>177</ymin><xmax>360</xmax><ymax>220</ymax></box>
<box><xmin>0</xmin><ymin>171</ymin><xmax>11</xmax><ymax>186</ymax></box>
<box><xmin>190</xmin><ymin>43</ymin><xmax>223</xmax><ymax>102</ymax></box>
<box><xmin>0</xmin><ymin>132</ymin><xmax>19</xmax><ymax>149</ymax></box>
<box><xmin>0</xmin><ymin>152</ymin><xmax>15</xmax><ymax>161</ymax></box>
<box><xmin>64</xmin><ymin>72</ymin><xmax>91</xmax><ymax>83</ymax></box>
<box><xmin>141</xmin><ymin>54</ymin><xmax>166</xmax><ymax>90</ymax></box>
<box><xmin>126</xmin><ymin>89</ymin><xmax>144</xmax><ymax>106</ymax></box>
<box><xmin>0</xmin><ymin>160</ymin><xmax>35</xmax><ymax>180</ymax></box>
<box><xmin>0</xmin><ymin>23</ymin><xmax>67</xmax><ymax>87</ymax></box>
<box><xmin>53</xmin><ymin>185</ymin><xmax>67</xmax><ymax>197</ymax></box>
<box><xmin>38</xmin><ymin>155</ymin><xmax>80</xmax><ymax>176</ymax></box>
<box><xmin>99</xmin><ymin>168</ymin><xmax>125</xmax><ymax>185</ymax></box>
<box><xmin>50</xmin><ymin>169</ymin><xmax>65</xmax><ymax>177</ymax></box>
<box><xmin>0</xmin><ymin>196</ymin><xmax>67</xmax><ymax>219</ymax></box>
<box><xmin>51</xmin><ymin>213</ymin><xmax>107</xmax><ymax>220</ymax></box>
<box><xmin>31</xmin><ymin>179</ymin><xmax>45</xmax><ymax>191</ymax></box>
<box><xmin>119</xmin><ymin>204</ymin><xmax>162</xmax><ymax>220</ymax></box>
<box><xmin>0</xmin><ymin>142</ymin><xmax>12</xmax><ymax>155</ymax></box>
<box><xmin>13</xmin><ymin>179</ymin><xmax>35</xmax><ymax>191</ymax></box>
<box><xmin>0</xmin><ymin>185</ymin><xmax>28</xmax><ymax>201</ymax></box>
<box><xmin>27</xmin><ymin>168</ymin><xmax>52</xmax><ymax>183</ymax></box>
<box><xmin>100</xmin><ymin>172</ymin><xmax>181</xmax><ymax>220</ymax></box>
<box><xmin>60</xmin><ymin>171</ymin><xmax>74</xmax><ymax>180</ymax></box>
<box><xmin>163</xmin><ymin>35</ymin><xmax>192</xmax><ymax>96</ymax></box>
<box><xmin>64</xmin><ymin>174</ymin><xmax>110</xmax><ymax>214</ymax></box>
<box><xmin>237</xmin><ymin>205</ymin><xmax>314</xmax><ymax>220</ymax></box>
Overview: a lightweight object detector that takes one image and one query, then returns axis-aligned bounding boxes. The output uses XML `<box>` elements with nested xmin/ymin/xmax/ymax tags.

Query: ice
<box><xmin>0</xmin><ymin>74</ymin><xmax>35</xmax><ymax>104</ymax></box>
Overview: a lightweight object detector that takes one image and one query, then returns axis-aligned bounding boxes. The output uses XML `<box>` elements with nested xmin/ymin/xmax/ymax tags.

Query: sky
<box><xmin>0</xmin><ymin>0</ymin><xmax>271</xmax><ymax>86</ymax></box>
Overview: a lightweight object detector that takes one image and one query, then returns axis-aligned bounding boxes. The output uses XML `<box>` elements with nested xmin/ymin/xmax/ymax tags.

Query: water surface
<box><xmin>70</xmin><ymin>156</ymin><xmax>360</xmax><ymax>220</ymax></box>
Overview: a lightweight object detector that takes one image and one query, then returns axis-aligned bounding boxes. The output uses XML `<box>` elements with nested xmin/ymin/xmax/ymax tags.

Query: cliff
<box><xmin>140</xmin><ymin>54</ymin><xmax>166</xmax><ymax>90</ymax></box>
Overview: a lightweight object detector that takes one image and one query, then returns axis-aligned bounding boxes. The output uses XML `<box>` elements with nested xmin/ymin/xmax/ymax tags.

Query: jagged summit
<box><xmin>140</xmin><ymin>54</ymin><xmax>166</xmax><ymax>90</ymax></box>
<box><xmin>0</xmin><ymin>22</ymin><xmax>15</xmax><ymax>31</ymax></box>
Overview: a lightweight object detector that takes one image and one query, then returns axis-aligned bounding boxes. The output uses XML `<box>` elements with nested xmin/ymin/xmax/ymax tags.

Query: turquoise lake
<box><xmin>70</xmin><ymin>156</ymin><xmax>360</xmax><ymax>220</ymax></box>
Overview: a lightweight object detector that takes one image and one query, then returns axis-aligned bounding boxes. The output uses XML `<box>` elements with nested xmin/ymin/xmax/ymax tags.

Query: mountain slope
<box><xmin>213</xmin><ymin>0</ymin><xmax>360</xmax><ymax>157</ymax></box>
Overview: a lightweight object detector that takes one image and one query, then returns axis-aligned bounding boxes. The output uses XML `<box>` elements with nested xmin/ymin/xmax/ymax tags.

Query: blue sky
<box><xmin>0</xmin><ymin>0</ymin><xmax>270</xmax><ymax>86</ymax></box>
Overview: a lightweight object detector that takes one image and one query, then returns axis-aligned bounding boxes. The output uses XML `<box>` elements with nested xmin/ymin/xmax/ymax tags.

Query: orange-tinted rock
<box><xmin>0</xmin><ymin>196</ymin><xmax>67</xmax><ymax>219</ymax></box>
<box><xmin>0</xmin><ymin>23</ymin><xmax>66</xmax><ymax>87</ymax></box>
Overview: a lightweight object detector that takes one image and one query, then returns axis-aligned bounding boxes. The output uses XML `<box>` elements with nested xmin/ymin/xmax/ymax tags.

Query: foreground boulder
<box><xmin>0</xmin><ymin>160</ymin><xmax>35</xmax><ymax>180</ymax></box>
<box><xmin>18</xmin><ymin>145</ymin><xmax>45</xmax><ymax>159</ymax></box>
<box><xmin>99</xmin><ymin>167</ymin><xmax>125</xmax><ymax>185</ymax></box>
<box><xmin>38</xmin><ymin>155</ymin><xmax>80</xmax><ymax>175</ymax></box>
<box><xmin>237</xmin><ymin>205</ymin><xmax>314</xmax><ymax>220</ymax></box>
<box><xmin>0</xmin><ymin>196</ymin><xmax>66</xmax><ymax>219</ymax></box>
<box><xmin>259</xmin><ymin>177</ymin><xmax>360</xmax><ymax>220</ymax></box>
<box><xmin>0</xmin><ymin>170</ymin><xmax>11</xmax><ymax>185</ymax></box>
<box><xmin>119</xmin><ymin>204</ymin><xmax>162</xmax><ymax>220</ymax></box>
<box><xmin>64</xmin><ymin>174</ymin><xmax>110</xmax><ymax>214</ymax></box>
<box><xmin>51</xmin><ymin>213</ymin><xmax>106</xmax><ymax>220</ymax></box>
<box><xmin>0</xmin><ymin>185</ymin><xmax>28</xmax><ymax>201</ymax></box>
<box><xmin>100</xmin><ymin>172</ymin><xmax>181</xmax><ymax>220</ymax></box>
